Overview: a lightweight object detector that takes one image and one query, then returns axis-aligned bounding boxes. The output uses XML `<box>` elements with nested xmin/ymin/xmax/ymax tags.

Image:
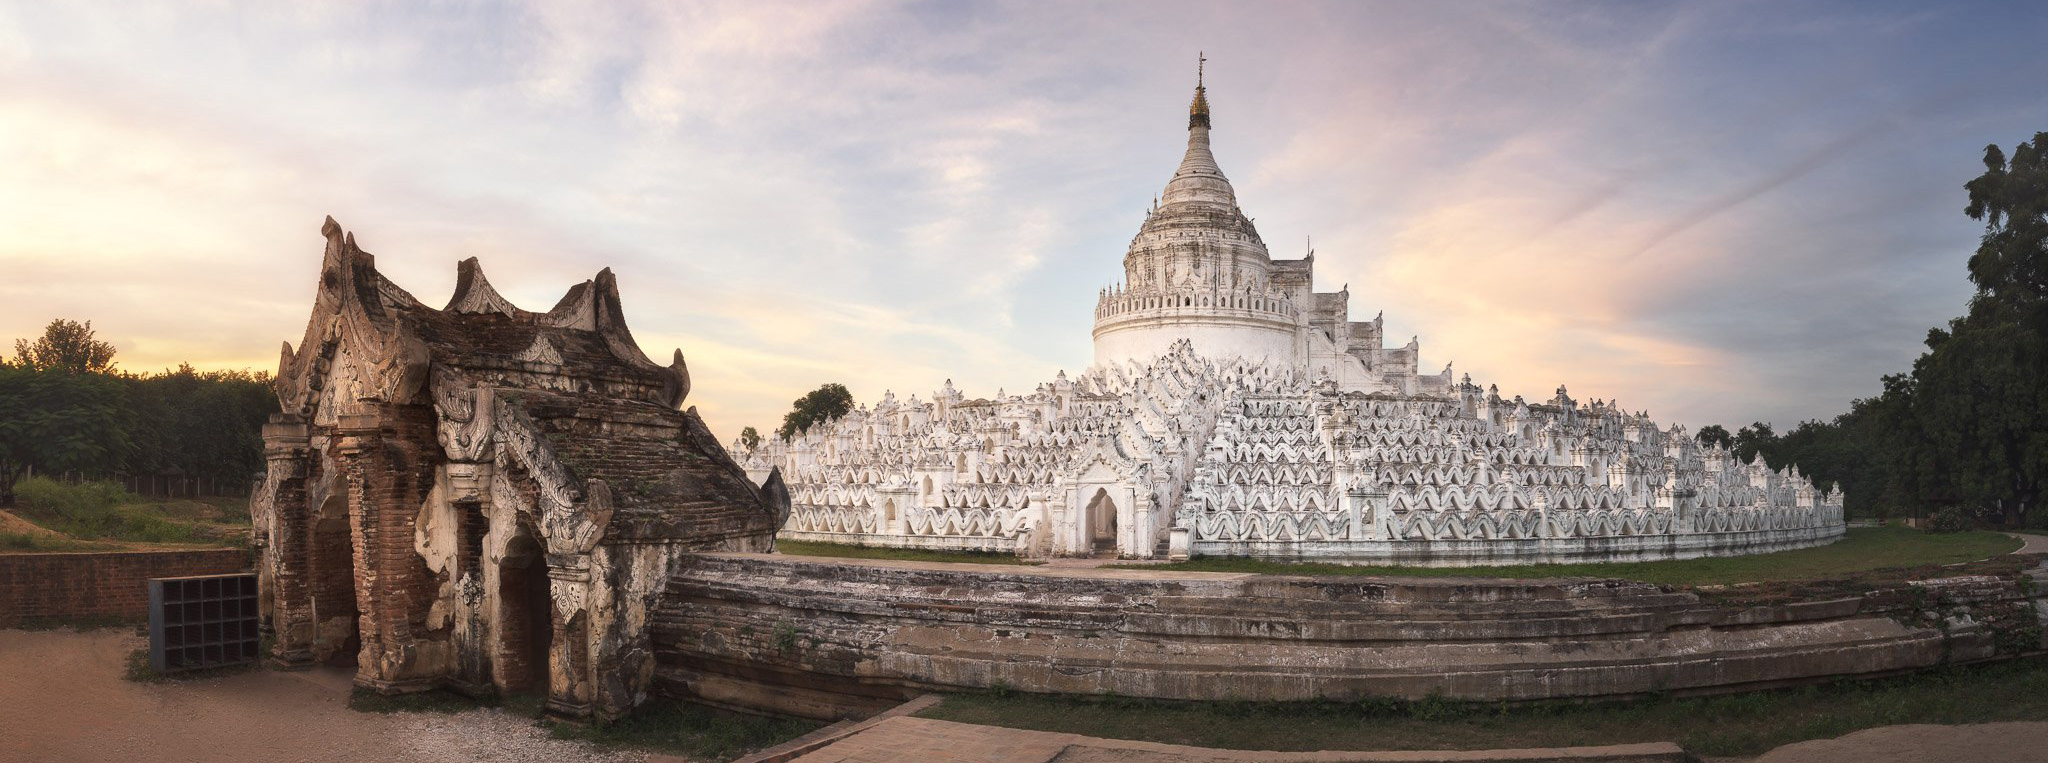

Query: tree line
<box><xmin>1694</xmin><ymin>132</ymin><xmax>2048</xmax><ymax>529</ymax></box>
<box><xmin>0</xmin><ymin>319</ymin><xmax>275</xmax><ymax>505</ymax></box>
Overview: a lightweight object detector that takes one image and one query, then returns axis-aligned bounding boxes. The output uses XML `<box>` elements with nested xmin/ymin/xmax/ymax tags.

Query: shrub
<box><xmin>15</xmin><ymin>477</ymin><xmax>129</xmax><ymax>533</ymax></box>
<box><xmin>13</xmin><ymin>477</ymin><xmax>210</xmax><ymax>544</ymax></box>
<box><xmin>1927</xmin><ymin>506</ymin><xmax>1974</xmax><ymax>533</ymax></box>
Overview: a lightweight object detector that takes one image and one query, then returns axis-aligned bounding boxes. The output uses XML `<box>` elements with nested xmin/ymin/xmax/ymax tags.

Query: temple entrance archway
<box><xmin>495</xmin><ymin>528</ymin><xmax>553</xmax><ymax>695</ymax></box>
<box><xmin>1085</xmin><ymin>488</ymin><xmax>1118</xmax><ymax>556</ymax></box>
<box><xmin>307</xmin><ymin>491</ymin><xmax>358</xmax><ymax>666</ymax></box>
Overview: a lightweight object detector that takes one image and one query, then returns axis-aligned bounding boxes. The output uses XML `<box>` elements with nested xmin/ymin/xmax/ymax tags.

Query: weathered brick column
<box><xmin>261</xmin><ymin>415</ymin><xmax>317</xmax><ymax>668</ymax></box>
<box><xmin>337</xmin><ymin>404</ymin><xmax>450</xmax><ymax>693</ymax></box>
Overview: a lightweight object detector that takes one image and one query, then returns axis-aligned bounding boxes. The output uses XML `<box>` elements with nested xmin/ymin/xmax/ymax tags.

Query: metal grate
<box><xmin>148</xmin><ymin>573</ymin><xmax>260</xmax><ymax>673</ymax></box>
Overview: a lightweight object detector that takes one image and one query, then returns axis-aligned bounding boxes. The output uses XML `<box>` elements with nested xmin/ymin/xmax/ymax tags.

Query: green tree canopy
<box><xmin>1732</xmin><ymin>421</ymin><xmax>1777</xmax><ymax>466</ymax></box>
<box><xmin>10</xmin><ymin>318</ymin><xmax>117</xmax><ymax>374</ymax></box>
<box><xmin>2</xmin><ymin>319</ymin><xmax>276</xmax><ymax>503</ymax></box>
<box><xmin>0</xmin><ymin>365</ymin><xmax>132</xmax><ymax>504</ymax></box>
<box><xmin>1695</xmin><ymin>424</ymin><xmax>1733</xmax><ymax>450</ymax></box>
<box><xmin>1963</xmin><ymin>133</ymin><xmax>2048</xmax><ymax>309</ymax></box>
<box><xmin>777</xmin><ymin>383</ymin><xmax>854</xmax><ymax>441</ymax></box>
<box><xmin>739</xmin><ymin>426</ymin><xmax>762</xmax><ymax>450</ymax></box>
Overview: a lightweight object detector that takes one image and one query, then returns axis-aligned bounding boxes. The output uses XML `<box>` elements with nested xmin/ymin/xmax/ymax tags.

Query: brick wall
<box><xmin>0</xmin><ymin>549</ymin><xmax>250</xmax><ymax>626</ymax></box>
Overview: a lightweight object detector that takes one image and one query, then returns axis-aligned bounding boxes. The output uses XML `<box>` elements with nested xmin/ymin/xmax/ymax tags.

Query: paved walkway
<box><xmin>2006</xmin><ymin>531</ymin><xmax>2048</xmax><ymax>555</ymax></box>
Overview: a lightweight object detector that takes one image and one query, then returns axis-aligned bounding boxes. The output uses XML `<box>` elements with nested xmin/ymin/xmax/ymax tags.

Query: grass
<box><xmin>7</xmin><ymin>478</ymin><xmax>248</xmax><ymax>550</ymax></box>
<box><xmin>548</xmin><ymin>698</ymin><xmax>824</xmax><ymax>761</ymax></box>
<box><xmin>347</xmin><ymin>687</ymin><xmax>822</xmax><ymax>762</ymax></box>
<box><xmin>0</xmin><ymin>530</ymin><xmax>120</xmax><ymax>552</ymax></box>
<box><xmin>923</xmin><ymin>656</ymin><xmax>2048</xmax><ymax>757</ymax></box>
<box><xmin>1112</xmin><ymin>526</ymin><xmax>2023</xmax><ymax>586</ymax></box>
<box><xmin>777</xmin><ymin>538</ymin><xmax>1039</xmax><ymax>565</ymax></box>
<box><xmin>124</xmin><ymin>645</ymin><xmax>262</xmax><ymax>683</ymax></box>
<box><xmin>347</xmin><ymin>686</ymin><xmax>495</xmax><ymax>713</ymax></box>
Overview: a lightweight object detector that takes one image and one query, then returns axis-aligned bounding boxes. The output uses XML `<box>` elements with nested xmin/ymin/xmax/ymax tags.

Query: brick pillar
<box><xmin>262</xmin><ymin>415</ymin><xmax>317</xmax><ymax>668</ymax></box>
<box><xmin>337</xmin><ymin>404</ymin><xmax>450</xmax><ymax>693</ymax></box>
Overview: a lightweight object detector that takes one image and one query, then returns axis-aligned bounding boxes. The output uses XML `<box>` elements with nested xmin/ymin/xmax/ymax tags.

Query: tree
<box><xmin>1695</xmin><ymin>424</ymin><xmax>1733</xmax><ymax>450</ymax></box>
<box><xmin>1901</xmin><ymin>302</ymin><xmax>2046</xmax><ymax>527</ymax></box>
<box><xmin>120</xmin><ymin>365</ymin><xmax>275</xmax><ymax>488</ymax></box>
<box><xmin>1963</xmin><ymin>133</ymin><xmax>2048</xmax><ymax>310</ymax></box>
<box><xmin>10</xmin><ymin>318</ymin><xmax>117</xmax><ymax>374</ymax></box>
<box><xmin>777</xmin><ymin>383</ymin><xmax>854</xmax><ymax>441</ymax></box>
<box><xmin>739</xmin><ymin>426</ymin><xmax>762</xmax><ymax>450</ymax></box>
<box><xmin>0</xmin><ymin>365</ymin><xmax>132</xmax><ymax>505</ymax></box>
<box><xmin>1732</xmin><ymin>421</ymin><xmax>1777</xmax><ymax>465</ymax></box>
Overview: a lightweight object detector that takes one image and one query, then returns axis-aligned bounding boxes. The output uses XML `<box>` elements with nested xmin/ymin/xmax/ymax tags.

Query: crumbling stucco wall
<box><xmin>651</xmin><ymin>553</ymin><xmax>2048</xmax><ymax>720</ymax></box>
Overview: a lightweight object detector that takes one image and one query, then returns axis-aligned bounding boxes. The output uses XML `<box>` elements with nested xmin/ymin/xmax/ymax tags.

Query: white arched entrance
<box><xmin>1084</xmin><ymin>488</ymin><xmax>1118</xmax><ymax>556</ymax></box>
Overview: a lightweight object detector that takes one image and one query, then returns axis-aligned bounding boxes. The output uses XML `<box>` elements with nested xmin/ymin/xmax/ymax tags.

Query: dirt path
<box><xmin>0</xmin><ymin>628</ymin><xmax>650</xmax><ymax>763</ymax></box>
<box><xmin>1743</xmin><ymin>721</ymin><xmax>2048</xmax><ymax>763</ymax></box>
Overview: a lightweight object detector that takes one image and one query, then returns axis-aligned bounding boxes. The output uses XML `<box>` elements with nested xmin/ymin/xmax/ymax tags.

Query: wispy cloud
<box><xmin>1</xmin><ymin>1</ymin><xmax>2044</xmax><ymax>440</ymax></box>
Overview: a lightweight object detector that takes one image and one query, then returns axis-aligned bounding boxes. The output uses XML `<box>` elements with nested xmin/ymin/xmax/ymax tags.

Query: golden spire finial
<box><xmin>1189</xmin><ymin>52</ymin><xmax>1211</xmax><ymax>130</ymax></box>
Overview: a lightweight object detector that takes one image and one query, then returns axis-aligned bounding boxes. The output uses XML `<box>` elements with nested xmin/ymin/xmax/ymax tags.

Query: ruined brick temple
<box><xmin>250</xmin><ymin>217</ymin><xmax>788</xmax><ymax>720</ymax></box>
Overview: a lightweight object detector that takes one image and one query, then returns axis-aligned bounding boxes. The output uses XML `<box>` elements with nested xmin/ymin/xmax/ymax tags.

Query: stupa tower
<box><xmin>1092</xmin><ymin>57</ymin><xmax>1304</xmax><ymax>371</ymax></box>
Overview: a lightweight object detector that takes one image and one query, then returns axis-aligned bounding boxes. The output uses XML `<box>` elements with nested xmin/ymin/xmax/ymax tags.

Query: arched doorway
<box><xmin>496</xmin><ymin>529</ymin><xmax>553</xmax><ymax>695</ymax></box>
<box><xmin>308</xmin><ymin>492</ymin><xmax>358</xmax><ymax>666</ymax></box>
<box><xmin>1084</xmin><ymin>489</ymin><xmax>1118</xmax><ymax>557</ymax></box>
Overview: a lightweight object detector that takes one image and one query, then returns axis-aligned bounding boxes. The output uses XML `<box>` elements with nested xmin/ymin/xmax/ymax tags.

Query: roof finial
<box><xmin>1189</xmin><ymin>52</ymin><xmax>1211</xmax><ymax>130</ymax></box>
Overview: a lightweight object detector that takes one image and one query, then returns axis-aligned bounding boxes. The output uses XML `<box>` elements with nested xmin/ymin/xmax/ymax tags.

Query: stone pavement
<box><xmin>775</xmin><ymin>715</ymin><xmax>1686</xmax><ymax>763</ymax></box>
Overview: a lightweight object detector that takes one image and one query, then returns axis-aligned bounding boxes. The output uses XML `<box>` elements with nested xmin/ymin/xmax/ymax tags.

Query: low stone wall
<box><xmin>0</xmin><ymin>549</ymin><xmax>250</xmax><ymax>627</ymax></box>
<box><xmin>1194</xmin><ymin>523</ymin><xmax>1848</xmax><ymax>567</ymax></box>
<box><xmin>777</xmin><ymin>530</ymin><xmax>1024</xmax><ymax>556</ymax></box>
<box><xmin>651</xmin><ymin>552</ymin><xmax>2048</xmax><ymax>719</ymax></box>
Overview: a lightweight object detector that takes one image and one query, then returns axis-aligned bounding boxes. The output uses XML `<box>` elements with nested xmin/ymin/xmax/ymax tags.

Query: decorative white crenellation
<box><xmin>733</xmin><ymin>69</ymin><xmax>1845</xmax><ymax>565</ymax></box>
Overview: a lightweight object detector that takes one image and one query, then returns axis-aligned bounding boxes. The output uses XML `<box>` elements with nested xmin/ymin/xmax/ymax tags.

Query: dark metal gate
<box><xmin>148</xmin><ymin>572</ymin><xmax>260</xmax><ymax>673</ymax></box>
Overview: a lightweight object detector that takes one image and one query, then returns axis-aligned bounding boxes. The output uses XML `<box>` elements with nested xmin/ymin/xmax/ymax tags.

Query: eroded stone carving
<box><xmin>251</xmin><ymin>218</ymin><xmax>783</xmax><ymax>720</ymax></box>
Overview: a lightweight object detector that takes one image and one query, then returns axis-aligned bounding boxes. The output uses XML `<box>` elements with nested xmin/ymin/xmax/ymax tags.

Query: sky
<box><xmin>3</xmin><ymin>1</ymin><xmax>2046</xmax><ymax>443</ymax></box>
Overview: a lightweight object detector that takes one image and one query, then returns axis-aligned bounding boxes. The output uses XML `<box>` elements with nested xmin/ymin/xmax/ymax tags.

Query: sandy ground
<box><xmin>1745</xmin><ymin>721</ymin><xmax>2048</xmax><ymax>763</ymax></box>
<box><xmin>0</xmin><ymin>509</ymin><xmax>66</xmax><ymax>538</ymax></box>
<box><xmin>10</xmin><ymin>620</ymin><xmax>2048</xmax><ymax>762</ymax></box>
<box><xmin>0</xmin><ymin>627</ymin><xmax>650</xmax><ymax>763</ymax></box>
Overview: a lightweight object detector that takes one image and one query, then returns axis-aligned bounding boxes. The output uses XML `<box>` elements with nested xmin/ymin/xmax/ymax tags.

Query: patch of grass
<box><xmin>777</xmin><ymin>539</ymin><xmax>1038</xmax><ymax>566</ymax></box>
<box><xmin>1115</xmin><ymin>526</ymin><xmax>2022</xmax><ymax>586</ymax></box>
<box><xmin>123</xmin><ymin>646</ymin><xmax>260</xmax><ymax>683</ymax></box>
<box><xmin>12</xmin><ymin>478</ymin><xmax>241</xmax><ymax>547</ymax></box>
<box><xmin>347</xmin><ymin>686</ymin><xmax>492</xmax><ymax>714</ymax></box>
<box><xmin>0</xmin><ymin>530</ymin><xmax>118</xmax><ymax>553</ymax></box>
<box><xmin>547</xmin><ymin>697</ymin><xmax>823</xmax><ymax>762</ymax></box>
<box><xmin>922</xmin><ymin>656</ymin><xmax>2048</xmax><ymax>757</ymax></box>
<box><xmin>120</xmin><ymin>494</ymin><xmax>253</xmax><ymax>525</ymax></box>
